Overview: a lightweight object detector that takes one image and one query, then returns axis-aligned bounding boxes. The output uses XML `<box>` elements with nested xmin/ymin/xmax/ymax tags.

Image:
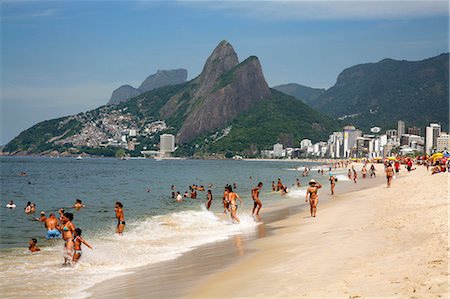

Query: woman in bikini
<box><xmin>72</xmin><ymin>228</ymin><xmax>93</xmax><ymax>264</ymax></box>
<box><xmin>227</xmin><ymin>186</ymin><xmax>242</xmax><ymax>224</ymax></box>
<box><xmin>59</xmin><ymin>212</ymin><xmax>76</xmax><ymax>265</ymax></box>
<box><xmin>305</xmin><ymin>179</ymin><xmax>322</xmax><ymax>217</ymax></box>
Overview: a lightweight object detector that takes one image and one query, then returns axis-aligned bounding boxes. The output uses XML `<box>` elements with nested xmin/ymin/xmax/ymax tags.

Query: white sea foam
<box><xmin>335</xmin><ymin>174</ymin><xmax>351</xmax><ymax>182</ymax></box>
<box><xmin>286</xmin><ymin>187</ymin><xmax>307</xmax><ymax>198</ymax></box>
<box><xmin>0</xmin><ymin>206</ymin><xmax>259</xmax><ymax>299</ymax></box>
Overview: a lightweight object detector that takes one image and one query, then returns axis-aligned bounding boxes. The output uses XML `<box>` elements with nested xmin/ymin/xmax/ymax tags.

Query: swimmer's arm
<box><xmin>81</xmin><ymin>237</ymin><xmax>93</xmax><ymax>249</ymax></box>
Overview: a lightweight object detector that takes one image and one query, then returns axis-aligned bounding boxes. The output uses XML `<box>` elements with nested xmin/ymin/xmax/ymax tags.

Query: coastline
<box><xmin>187</xmin><ymin>165</ymin><xmax>449</xmax><ymax>298</ymax></box>
<box><xmin>87</xmin><ymin>163</ymin><xmax>390</xmax><ymax>298</ymax></box>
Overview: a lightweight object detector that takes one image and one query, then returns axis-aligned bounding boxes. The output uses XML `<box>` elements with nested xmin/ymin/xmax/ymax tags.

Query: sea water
<box><xmin>0</xmin><ymin>157</ymin><xmax>339</xmax><ymax>298</ymax></box>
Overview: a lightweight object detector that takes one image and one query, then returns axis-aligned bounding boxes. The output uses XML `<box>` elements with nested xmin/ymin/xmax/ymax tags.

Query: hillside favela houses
<box><xmin>261</xmin><ymin>120</ymin><xmax>448</xmax><ymax>160</ymax></box>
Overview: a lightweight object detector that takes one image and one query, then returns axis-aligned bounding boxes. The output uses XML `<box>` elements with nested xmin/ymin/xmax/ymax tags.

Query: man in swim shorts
<box><xmin>115</xmin><ymin>201</ymin><xmax>125</xmax><ymax>235</ymax></box>
<box><xmin>251</xmin><ymin>182</ymin><xmax>263</xmax><ymax>216</ymax></box>
<box><xmin>45</xmin><ymin>213</ymin><xmax>61</xmax><ymax>239</ymax></box>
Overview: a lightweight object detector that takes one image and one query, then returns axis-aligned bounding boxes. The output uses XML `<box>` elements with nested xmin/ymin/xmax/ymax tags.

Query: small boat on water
<box><xmin>76</xmin><ymin>156</ymin><xmax>83</xmax><ymax>160</ymax></box>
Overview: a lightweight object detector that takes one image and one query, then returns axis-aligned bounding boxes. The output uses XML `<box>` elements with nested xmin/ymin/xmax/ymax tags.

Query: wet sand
<box><xmin>187</xmin><ymin>165</ymin><xmax>449</xmax><ymax>298</ymax></box>
<box><xmin>88</xmin><ymin>164</ymin><xmax>386</xmax><ymax>298</ymax></box>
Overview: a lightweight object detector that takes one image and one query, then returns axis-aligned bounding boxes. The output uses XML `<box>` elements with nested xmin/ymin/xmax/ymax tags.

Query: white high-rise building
<box><xmin>300</xmin><ymin>139</ymin><xmax>312</xmax><ymax>149</ymax></box>
<box><xmin>425</xmin><ymin>123</ymin><xmax>441</xmax><ymax>154</ymax></box>
<box><xmin>397</xmin><ymin>120</ymin><xmax>405</xmax><ymax>136</ymax></box>
<box><xmin>436</xmin><ymin>133</ymin><xmax>450</xmax><ymax>152</ymax></box>
<box><xmin>273</xmin><ymin>143</ymin><xmax>284</xmax><ymax>157</ymax></box>
<box><xmin>160</xmin><ymin>134</ymin><xmax>175</xmax><ymax>153</ymax></box>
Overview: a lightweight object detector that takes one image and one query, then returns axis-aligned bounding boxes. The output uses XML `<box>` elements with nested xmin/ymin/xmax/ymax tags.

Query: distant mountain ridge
<box><xmin>272</xmin><ymin>83</ymin><xmax>325</xmax><ymax>105</ymax></box>
<box><xmin>4</xmin><ymin>40</ymin><xmax>337</xmax><ymax>156</ymax></box>
<box><xmin>107</xmin><ymin>69</ymin><xmax>187</xmax><ymax>105</ymax></box>
<box><xmin>311</xmin><ymin>53</ymin><xmax>449</xmax><ymax>131</ymax></box>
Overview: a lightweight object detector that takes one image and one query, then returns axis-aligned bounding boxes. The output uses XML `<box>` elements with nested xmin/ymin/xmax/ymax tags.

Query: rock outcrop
<box><xmin>138</xmin><ymin>69</ymin><xmax>187</xmax><ymax>93</ymax></box>
<box><xmin>107</xmin><ymin>85</ymin><xmax>140</xmax><ymax>105</ymax></box>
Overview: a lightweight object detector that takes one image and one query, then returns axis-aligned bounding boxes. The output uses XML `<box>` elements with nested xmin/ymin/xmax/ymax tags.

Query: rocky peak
<box><xmin>107</xmin><ymin>85</ymin><xmax>140</xmax><ymax>105</ymax></box>
<box><xmin>193</xmin><ymin>40</ymin><xmax>239</xmax><ymax>98</ymax></box>
<box><xmin>138</xmin><ymin>68</ymin><xmax>187</xmax><ymax>93</ymax></box>
<box><xmin>176</xmin><ymin>55</ymin><xmax>271</xmax><ymax>143</ymax></box>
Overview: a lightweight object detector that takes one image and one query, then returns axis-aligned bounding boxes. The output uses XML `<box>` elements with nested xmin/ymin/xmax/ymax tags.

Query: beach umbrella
<box><xmin>387</xmin><ymin>156</ymin><xmax>396</xmax><ymax>161</ymax></box>
<box><xmin>431</xmin><ymin>153</ymin><xmax>444</xmax><ymax>160</ymax></box>
<box><xmin>444</xmin><ymin>153</ymin><xmax>450</xmax><ymax>158</ymax></box>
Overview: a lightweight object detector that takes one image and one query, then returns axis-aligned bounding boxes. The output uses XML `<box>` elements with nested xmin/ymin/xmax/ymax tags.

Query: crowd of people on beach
<box><xmin>5</xmin><ymin>153</ymin><xmax>446</xmax><ymax>267</ymax></box>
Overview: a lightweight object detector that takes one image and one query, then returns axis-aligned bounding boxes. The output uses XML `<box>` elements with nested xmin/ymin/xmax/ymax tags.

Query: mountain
<box><xmin>138</xmin><ymin>69</ymin><xmax>187</xmax><ymax>93</ymax></box>
<box><xmin>108</xmin><ymin>85</ymin><xmax>140</xmax><ymax>105</ymax></box>
<box><xmin>107</xmin><ymin>69</ymin><xmax>188</xmax><ymax>105</ymax></box>
<box><xmin>272</xmin><ymin>83</ymin><xmax>325</xmax><ymax>106</ymax></box>
<box><xmin>3</xmin><ymin>40</ymin><xmax>337</xmax><ymax>157</ymax></box>
<box><xmin>312</xmin><ymin>53</ymin><xmax>449</xmax><ymax>131</ymax></box>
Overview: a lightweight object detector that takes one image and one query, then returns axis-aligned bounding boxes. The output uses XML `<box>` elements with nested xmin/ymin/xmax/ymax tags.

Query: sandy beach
<box><xmin>87</xmin><ymin>164</ymin><xmax>448</xmax><ymax>299</ymax></box>
<box><xmin>186</xmin><ymin>165</ymin><xmax>448</xmax><ymax>298</ymax></box>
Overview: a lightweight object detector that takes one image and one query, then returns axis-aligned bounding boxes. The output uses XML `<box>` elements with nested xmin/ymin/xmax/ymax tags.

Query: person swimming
<box><xmin>29</xmin><ymin>238</ymin><xmax>40</xmax><ymax>252</ymax></box>
<box><xmin>73</xmin><ymin>199</ymin><xmax>85</xmax><ymax>209</ymax></box>
<box><xmin>6</xmin><ymin>200</ymin><xmax>16</xmax><ymax>209</ymax></box>
<box><xmin>72</xmin><ymin>228</ymin><xmax>93</xmax><ymax>264</ymax></box>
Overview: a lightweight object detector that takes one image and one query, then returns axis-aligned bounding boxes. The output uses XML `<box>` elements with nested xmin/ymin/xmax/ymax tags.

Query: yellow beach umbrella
<box><xmin>387</xmin><ymin>156</ymin><xmax>397</xmax><ymax>161</ymax></box>
<box><xmin>431</xmin><ymin>152</ymin><xmax>444</xmax><ymax>160</ymax></box>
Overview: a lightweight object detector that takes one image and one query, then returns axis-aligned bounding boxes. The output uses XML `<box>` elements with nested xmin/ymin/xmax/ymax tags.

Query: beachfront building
<box><xmin>386</xmin><ymin>129</ymin><xmax>398</xmax><ymax>143</ymax></box>
<box><xmin>273</xmin><ymin>143</ymin><xmax>284</xmax><ymax>158</ymax></box>
<box><xmin>436</xmin><ymin>133</ymin><xmax>450</xmax><ymax>152</ymax></box>
<box><xmin>327</xmin><ymin>132</ymin><xmax>343</xmax><ymax>158</ymax></box>
<box><xmin>342</xmin><ymin>125</ymin><xmax>362</xmax><ymax>158</ymax></box>
<box><xmin>408</xmin><ymin>126</ymin><xmax>421</xmax><ymax>136</ymax></box>
<box><xmin>397</xmin><ymin>120</ymin><xmax>406</xmax><ymax>136</ymax></box>
<box><xmin>160</xmin><ymin>134</ymin><xmax>175</xmax><ymax>156</ymax></box>
<box><xmin>425</xmin><ymin>123</ymin><xmax>442</xmax><ymax>154</ymax></box>
<box><xmin>300</xmin><ymin>139</ymin><xmax>312</xmax><ymax>150</ymax></box>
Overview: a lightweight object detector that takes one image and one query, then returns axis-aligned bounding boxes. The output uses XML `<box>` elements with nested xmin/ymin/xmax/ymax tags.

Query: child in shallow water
<box><xmin>29</xmin><ymin>238</ymin><xmax>40</xmax><ymax>252</ymax></box>
<box><xmin>72</xmin><ymin>228</ymin><xmax>93</xmax><ymax>264</ymax></box>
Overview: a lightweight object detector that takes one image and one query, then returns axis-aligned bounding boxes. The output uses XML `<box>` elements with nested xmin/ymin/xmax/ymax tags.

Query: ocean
<box><xmin>0</xmin><ymin>157</ymin><xmax>349</xmax><ymax>298</ymax></box>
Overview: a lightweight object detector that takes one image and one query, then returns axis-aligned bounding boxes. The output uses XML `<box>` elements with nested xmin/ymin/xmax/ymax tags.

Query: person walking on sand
<box><xmin>228</xmin><ymin>186</ymin><xmax>242</xmax><ymax>223</ymax></box>
<box><xmin>205</xmin><ymin>190</ymin><xmax>213</xmax><ymax>210</ymax></box>
<box><xmin>251</xmin><ymin>182</ymin><xmax>263</xmax><ymax>216</ymax></box>
<box><xmin>115</xmin><ymin>201</ymin><xmax>125</xmax><ymax>235</ymax></box>
<box><xmin>348</xmin><ymin>169</ymin><xmax>352</xmax><ymax>180</ymax></box>
<box><xmin>361</xmin><ymin>165</ymin><xmax>367</xmax><ymax>179</ymax></box>
<box><xmin>386</xmin><ymin>163</ymin><xmax>394</xmax><ymax>188</ymax></box>
<box><xmin>353</xmin><ymin>168</ymin><xmax>358</xmax><ymax>183</ymax></box>
<box><xmin>370</xmin><ymin>163</ymin><xmax>376</xmax><ymax>178</ymax></box>
<box><xmin>305</xmin><ymin>179</ymin><xmax>322</xmax><ymax>217</ymax></box>
<box><xmin>329</xmin><ymin>173</ymin><xmax>336</xmax><ymax>195</ymax></box>
<box><xmin>72</xmin><ymin>228</ymin><xmax>93</xmax><ymax>264</ymax></box>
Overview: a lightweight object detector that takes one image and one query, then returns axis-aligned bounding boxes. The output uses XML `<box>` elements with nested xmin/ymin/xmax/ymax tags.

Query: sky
<box><xmin>1</xmin><ymin>0</ymin><xmax>449</xmax><ymax>145</ymax></box>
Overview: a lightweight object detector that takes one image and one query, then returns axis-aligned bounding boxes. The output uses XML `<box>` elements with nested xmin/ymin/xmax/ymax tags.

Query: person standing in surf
<box><xmin>305</xmin><ymin>179</ymin><xmax>322</xmax><ymax>217</ymax></box>
<box><xmin>222</xmin><ymin>185</ymin><xmax>230</xmax><ymax>214</ymax></box>
<box><xmin>72</xmin><ymin>228</ymin><xmax>93</xmax><ymax>264</ymax></box>
<box><xmin>251</xmin><ymin>182</ymin><xmax>263</xmax><ymax>216</ymax></box>
<box><xmin>59</xmin><ymin>212</ymin><xmax>76</xmax><ymax>265</ymax></box>
<box><xmin>115</xmin><ymin>201</ymin><xmax>125</xmax><ymax>235</ymax></box>
<box><xmin>205</xmin><ymin>190</ymin><xmax>213</xmax><ymax>210</ymax></box>
<box><xmin>228</xmin><ymin>186</ymin><xmax>242</xmax><ymax>223</ymax></box>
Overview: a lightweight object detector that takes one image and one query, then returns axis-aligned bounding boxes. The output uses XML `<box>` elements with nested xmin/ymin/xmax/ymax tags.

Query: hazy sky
<box><xmin>1</xmin><ymin>0</ymin><xmax>448</xmax><ymax>145</ymax></box>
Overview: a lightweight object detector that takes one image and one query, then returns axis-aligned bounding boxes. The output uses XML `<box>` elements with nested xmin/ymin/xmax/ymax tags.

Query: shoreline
<box><xmin>187</xmin><ymin>166</ymin><xmax>449</xmax><ymax>298</ymax></box>
<box><xmin>87</xmin><ymin>163</ymin><xmax>387</xmax><ymax>298</ymax></box>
